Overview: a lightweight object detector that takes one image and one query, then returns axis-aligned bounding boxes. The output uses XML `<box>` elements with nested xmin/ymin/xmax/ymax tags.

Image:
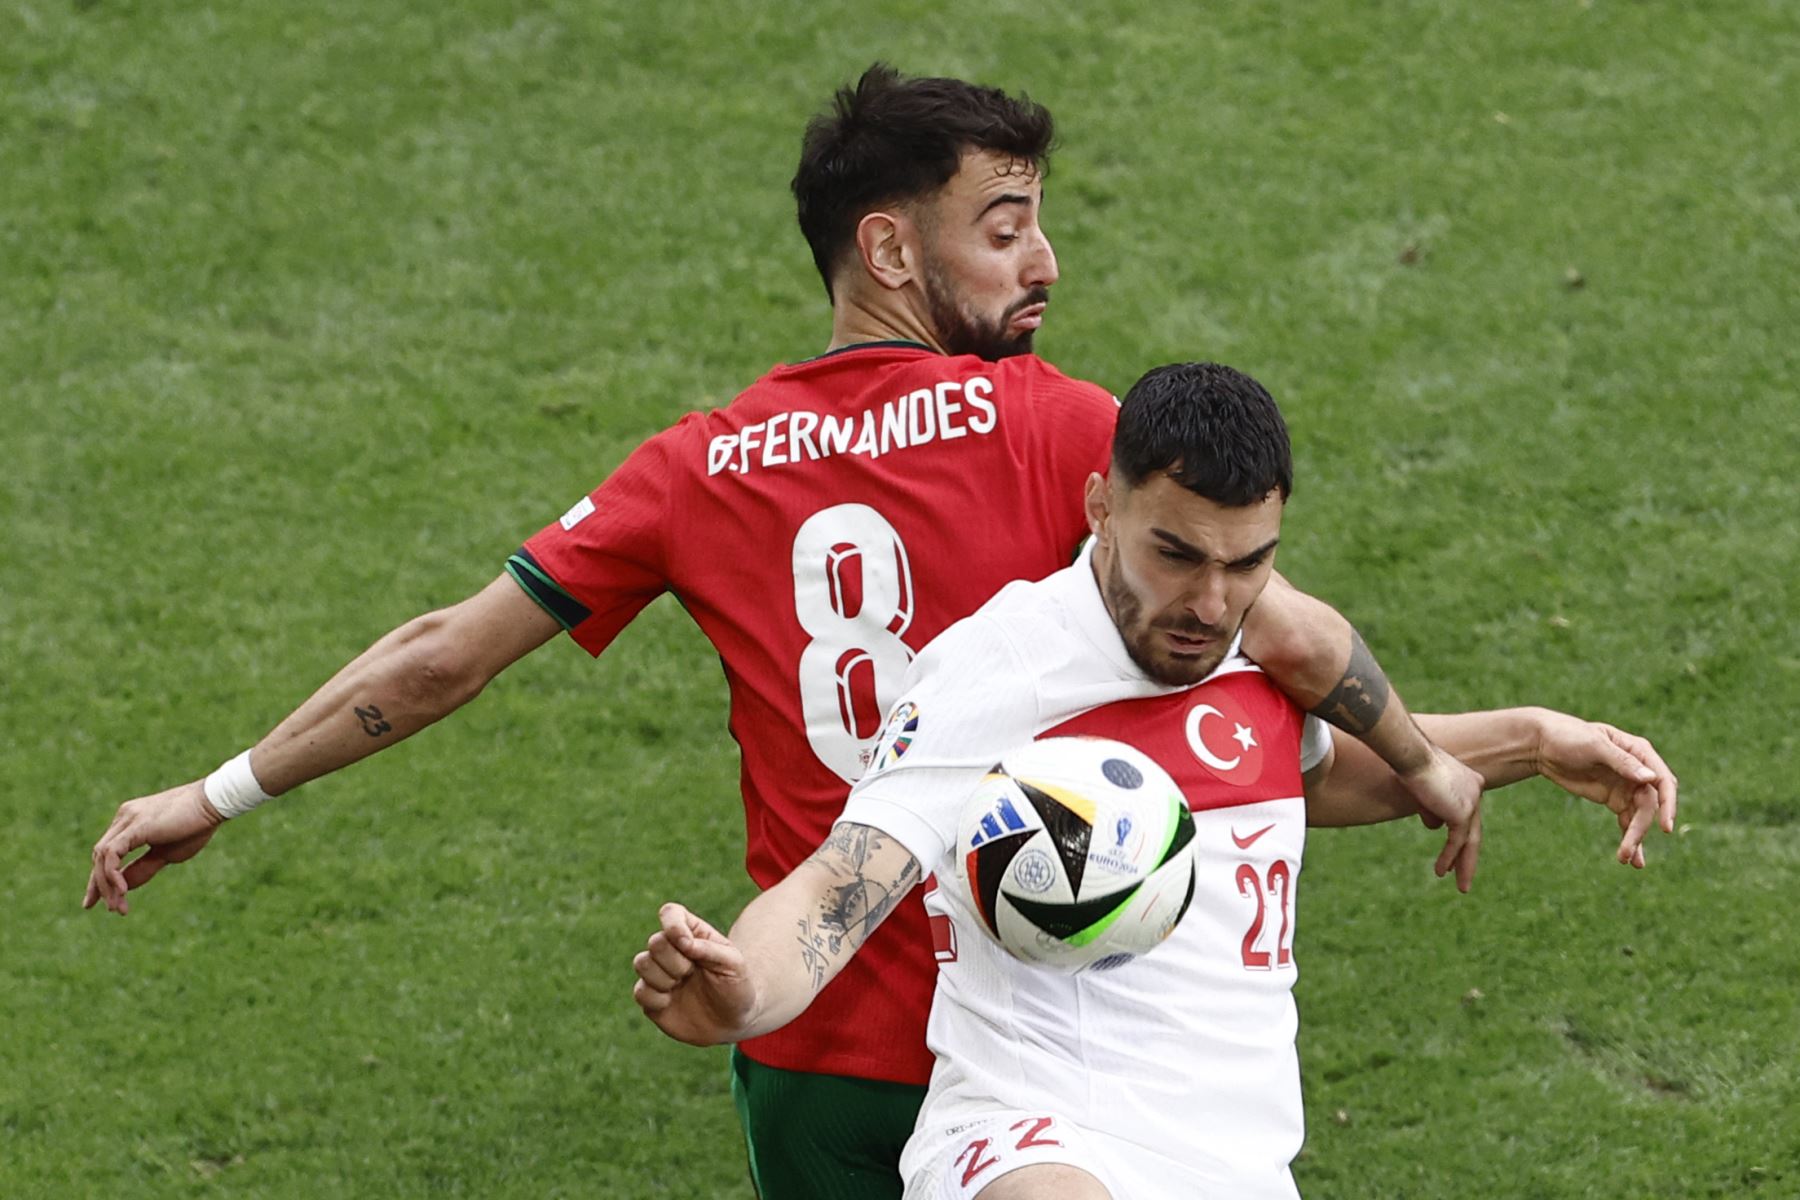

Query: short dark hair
<box><xmin>1112</xmin><ymin>363</ymin><xmax>1293</xmax><ymax>505</ymax></box>
<box><xmin>792</xmin><ymin>63</ymin><xmax>1055</xmax><ymax>298</ymax></box>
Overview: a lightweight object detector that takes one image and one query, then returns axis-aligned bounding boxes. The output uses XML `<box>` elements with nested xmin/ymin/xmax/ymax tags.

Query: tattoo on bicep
<box><xmin>819</xmin><ymin>856</ymin><xmax>921</xmax><ymax>949</ymax></box>
<box><xmin>797</xmin><ymin>825</ymin><xmax>923</xmax><ymax>988</ymax></box>
<box><xmin>354</xmin><ymin>704</ymin><xmax>393</xmax><ymax>738</ymax></box>
<box><xmin>807</xmin><ymin>822</ymin><xmax>892</xmax><ymax>879</ymax></box>
<box><xmin>1308</xmin><ymin>630</ymin><xmax>1390</xmax><ymax>735</ymax></box>
<box><xmin>864</xmin><ymin>856</ymin><xmax>920</xmax><ymax>930</ymax></box>
<box><xmin>814</xmin><ymin>821</ymin><xmax>863</xmax><ymax>862</ymax></box>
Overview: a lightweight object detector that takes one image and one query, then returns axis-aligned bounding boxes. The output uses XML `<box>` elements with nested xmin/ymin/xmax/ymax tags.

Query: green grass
<box><xmin>5</xmin><ymin>1</ymin><xmax>1796</xmax><ymax>1195</ymax></box>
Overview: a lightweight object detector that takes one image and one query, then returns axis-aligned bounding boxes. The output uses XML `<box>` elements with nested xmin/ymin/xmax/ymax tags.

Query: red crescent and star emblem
<box><xmin>1183</xmin><ymin>687</ymin><xmax>1265</xmax><ymax>786</ymax></box>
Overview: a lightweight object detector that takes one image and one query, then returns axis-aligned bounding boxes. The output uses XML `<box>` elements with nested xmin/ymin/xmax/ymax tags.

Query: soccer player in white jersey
<box><xmin>633</xmin><ymin>362</ymin><xmax>1678</xmax><ymax>1199</ymax></box>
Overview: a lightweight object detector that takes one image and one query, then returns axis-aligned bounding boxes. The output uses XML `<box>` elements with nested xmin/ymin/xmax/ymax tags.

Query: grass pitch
<box><xmin>4</xmin><ymin>2</ymin><xmax>1796</xmax><ymax>1196</ymax></box>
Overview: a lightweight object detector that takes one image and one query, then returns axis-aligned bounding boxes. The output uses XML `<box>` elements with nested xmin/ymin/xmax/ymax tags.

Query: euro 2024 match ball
<box><xmin>955</xmin><ymin>737</ymin><xmax>1197</xmax><ymax>972</ymax></box>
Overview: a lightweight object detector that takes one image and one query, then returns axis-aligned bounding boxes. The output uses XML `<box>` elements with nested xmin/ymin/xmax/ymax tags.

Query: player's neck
<box><xmin>826</xmin><ymin>290</ymin><xmax>947</xmax><ymax>356</ymax></box>
<box><xmin>1088</xmin><ymin>544</ymin><xmax>1119</xmax><ymax>624</ymax></box>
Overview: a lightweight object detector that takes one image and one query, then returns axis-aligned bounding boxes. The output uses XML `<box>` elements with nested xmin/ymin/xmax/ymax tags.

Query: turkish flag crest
<box><xmin>1183</xmin><ymin>687</ymin><xmax>1265</xmax><ymax>786</ymax></box>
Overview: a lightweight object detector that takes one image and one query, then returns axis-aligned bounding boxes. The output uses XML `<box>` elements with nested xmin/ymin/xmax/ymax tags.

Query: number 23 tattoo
<box><xmin>354</xmin><ymin>704</ymin><xmax>392</xmax><ymax>738</ymax></box>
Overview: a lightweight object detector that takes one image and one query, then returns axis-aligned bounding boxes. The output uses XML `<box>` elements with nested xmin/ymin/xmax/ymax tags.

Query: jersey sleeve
<box><xmin>839</xmin><ymin>615</ymin><xmax>1041</xmax><ymax>874</ymax></box>
<box><xmin>507</xmin><ymin>426</ymin><xmax>682</xmax><ymax>657</ymax></box>
<box><xmin>1298</xmin><ymin>713</ymin><xmax>1332</xmax><ymax>773</ymax></box>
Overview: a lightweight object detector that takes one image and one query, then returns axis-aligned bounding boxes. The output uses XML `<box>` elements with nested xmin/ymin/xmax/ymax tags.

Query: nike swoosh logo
<box><xmin>1232</xmin><ymin>823</ymin><xmax>1275</xmax><ymax>850</ymax></box>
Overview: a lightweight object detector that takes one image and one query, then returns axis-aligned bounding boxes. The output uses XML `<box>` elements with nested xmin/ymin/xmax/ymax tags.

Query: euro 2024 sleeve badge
<box><xmin>870</xmin><ymin>702</ymin><xmax>921</xmax><ymax>773</ymax></box>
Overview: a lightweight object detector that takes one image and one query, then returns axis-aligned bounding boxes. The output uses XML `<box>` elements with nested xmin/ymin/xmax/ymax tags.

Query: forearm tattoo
<box><xmin>794</xmin><ymin>917</ymin><xmax>828</xmax><ymax>992</ymax></box>
<box><xmin>1308</xmin><ymin>630</ymin><xmax>1391</xmax><ymax>735</ymax></box>
<box><xmin>354</xmin><ymin>704</ymin><xmax>393</xmax><ymax>738</ymax></box>
<box><xmin>792</xmin><ymin>823</ymin><xmax>922</xmax><ymax>993</ymax></box>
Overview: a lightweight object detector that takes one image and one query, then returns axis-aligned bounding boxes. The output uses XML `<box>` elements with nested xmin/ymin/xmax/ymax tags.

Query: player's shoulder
<box><xmin>922</xmin><ymin>564</ymin><xmax>1093</xmax><ymax>675</ymax></box>
<box><xmin>681</xmin><ymin>342</ymin><xmax>938</xmax><ymax>430</ymax></box>
<box><xmin>975</xmin><ymin>568</ymin><xmax>1072</xmax><ymax>623</ymax></box>
<box><xmin>597</xmin><ymin>410</ymin><xmax>711</xmax><ymax>489</ymax></box>
<box><xmin>875</xmin><ymin>581</ymin><xmax>1074</xmax><ymax>764</ymax></box>
<box><xmin>912</xmin><ymin>600</ymin><xmax>1032</xmax><ymax>683</ymax></box>
<box><xmin>982</xmin><ymin>357</ymin><xmax>1118</xmax><ymax>465</ymax></box>
<box><xmin>987</xmin><ymin>354</ymin><xmax>1115</xmax><ymax>407</ymax></box>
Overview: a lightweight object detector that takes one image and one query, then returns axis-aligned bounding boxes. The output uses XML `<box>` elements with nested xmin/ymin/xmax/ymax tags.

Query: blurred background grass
<box><xmin>3</xmin><ymin>1</ymin><xmax>1795</xmax><ymax>1195</ymax></box>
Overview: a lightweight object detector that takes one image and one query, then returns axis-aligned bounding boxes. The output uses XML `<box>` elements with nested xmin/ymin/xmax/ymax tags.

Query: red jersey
<box><xmin>511</xmin><ymin>341</ymin><xmax>1116</xmax><ymax>1084</ymax></box>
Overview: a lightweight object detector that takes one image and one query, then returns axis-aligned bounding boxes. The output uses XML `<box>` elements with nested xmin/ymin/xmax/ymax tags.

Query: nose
<box><xmin>1186</xmin><ymin>568</ymin><xmax>1229</xmax><ymax>629</ymax></box>
<box><xmin>1026</xmin><ymin>228</ymin><xmax>1059</xmax><ymax>289</ymax></box>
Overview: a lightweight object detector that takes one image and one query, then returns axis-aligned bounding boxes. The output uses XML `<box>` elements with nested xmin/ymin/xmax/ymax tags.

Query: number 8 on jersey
<box><xmin>792</xmin><ymin>503</ymin><xmax>917</xmax><ymax>781</ymax></box>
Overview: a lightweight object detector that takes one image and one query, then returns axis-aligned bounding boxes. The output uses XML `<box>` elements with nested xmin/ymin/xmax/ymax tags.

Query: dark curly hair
<box><xmin>1113</xmin><ymin>363</ymin><xmax>1294</xmax><ymax>505</ymax></box>
<box><xmin>792</xmin><ymin>63</ymin><xmax>1055</xmax><ymax>299</ymax></box>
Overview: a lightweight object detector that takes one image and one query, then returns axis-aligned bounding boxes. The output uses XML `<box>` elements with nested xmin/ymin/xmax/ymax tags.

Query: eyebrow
<box><xmin>975</xmin><ymin>192</ymin><xmax>1035</xmax><ymax>221</ymax></box>
<box><xmin>1151</xmin><ymin>528</ymin><xmax>1281</xmax><ymax>567</ymax></box>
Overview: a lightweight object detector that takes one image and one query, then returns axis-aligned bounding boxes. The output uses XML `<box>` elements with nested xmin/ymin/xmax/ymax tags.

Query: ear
<box><xmin>1083</xmin><ymin>472</ymin><xmax>1112</xmax><ymax>541</ymax></box>
<box><xmin>854</xmin><ymin>210</ymin><xmax>918</xmax><ymax>292</ymax></box>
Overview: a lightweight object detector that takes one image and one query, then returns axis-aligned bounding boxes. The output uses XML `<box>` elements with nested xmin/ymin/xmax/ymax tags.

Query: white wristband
<box><xmin>203</xmin><ymin>750</ymin><xmax>273</xmax><ymax>820</ymax></box>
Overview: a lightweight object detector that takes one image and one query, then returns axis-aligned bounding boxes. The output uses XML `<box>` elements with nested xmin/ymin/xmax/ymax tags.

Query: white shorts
<box><xmin>903</xmin><ymin>1109</ymin><xmax>1114</xmax><ymax>1199</ymax></box>
<box><xmin>902</xmin><ymin>1108</ymin><xmax>1299</xmax><ymax>1200</ymax></box>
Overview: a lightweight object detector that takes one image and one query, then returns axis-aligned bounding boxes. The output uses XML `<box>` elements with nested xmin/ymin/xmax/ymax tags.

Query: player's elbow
<box><xmin>392</xmin><ymin>609</ymin><xmax>495</xmax><ymax>714</ymax></box>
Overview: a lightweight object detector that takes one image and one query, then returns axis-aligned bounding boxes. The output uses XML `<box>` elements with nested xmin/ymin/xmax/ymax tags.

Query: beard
<box><xmin>1097</xmin><ymin>549</ymin><xmax>1237</xmax><ymax>686</ymax></box>
<box><xmin>922</xmin><ymin>260</ymin><xmax>1048</xmax><ymax>361</ymax></box>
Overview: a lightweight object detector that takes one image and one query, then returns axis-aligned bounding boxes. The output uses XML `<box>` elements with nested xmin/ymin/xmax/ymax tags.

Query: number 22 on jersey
<box><xmin>1237</xmin><ymin>858</ymin><xmax>1295</xmax><ymax>970</ymax></box>
<box><xmin>792</xmin><ymin>504</ymin><xmax>916</xmax><ymax>781</ymax></box>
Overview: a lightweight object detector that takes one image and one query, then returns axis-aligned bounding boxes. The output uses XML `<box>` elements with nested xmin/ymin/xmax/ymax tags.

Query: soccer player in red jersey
<box><xmin>83</xmin><ymin>66</ymin><xmax>1625</xmax><ymax>1199</ymax></box>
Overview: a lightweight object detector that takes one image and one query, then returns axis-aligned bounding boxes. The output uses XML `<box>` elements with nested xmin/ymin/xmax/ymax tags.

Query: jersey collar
<box><xmin>797</xmin><ymin>339</ymin><xmax>936</xmax><ymax>364</ymax></box>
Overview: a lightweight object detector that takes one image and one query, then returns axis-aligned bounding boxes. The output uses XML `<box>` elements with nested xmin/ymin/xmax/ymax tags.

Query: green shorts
<box><xmin>730</xmin><ymin>1047</ymin><xmax>927</xmax><ymax>1200</ymax></box>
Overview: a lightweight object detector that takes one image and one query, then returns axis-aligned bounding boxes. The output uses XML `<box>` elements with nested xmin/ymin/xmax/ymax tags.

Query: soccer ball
<box><xmin>954</xmin><ymin>737</ymin><xmax>1197</xmax><ymax>972</ymax></box>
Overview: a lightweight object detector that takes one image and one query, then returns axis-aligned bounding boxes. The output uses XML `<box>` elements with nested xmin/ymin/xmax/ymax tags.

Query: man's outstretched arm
<box><xmin>633</xmin><ymin>822</ymin><xmax>922</xmax><ymax>1047</ymax></box>
<box><xmin>1305</xmin><ymin>707</ymin><xmax>1678</xmax><ymax>869</ymax></box>
<box><xmin>1242</xmin><ymin>573</ymin><xmax>1485</xmax><ymax>889</ymax></box>
<box><xmin>84</xmin><ymin>574</ymin><xmax>561</xmax><ymax>914</ymax></box>
<box><xmin>1416</xmin><ymin>708</ymin><xmax>1678</xmax><ymax>867</ymax></box>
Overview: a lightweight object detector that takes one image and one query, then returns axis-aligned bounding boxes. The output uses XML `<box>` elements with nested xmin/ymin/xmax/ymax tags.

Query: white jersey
<box><xmin>841</xmin><ymin>546</ymin><xmax>1331</xmax><ymax>1197</ymax></box>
